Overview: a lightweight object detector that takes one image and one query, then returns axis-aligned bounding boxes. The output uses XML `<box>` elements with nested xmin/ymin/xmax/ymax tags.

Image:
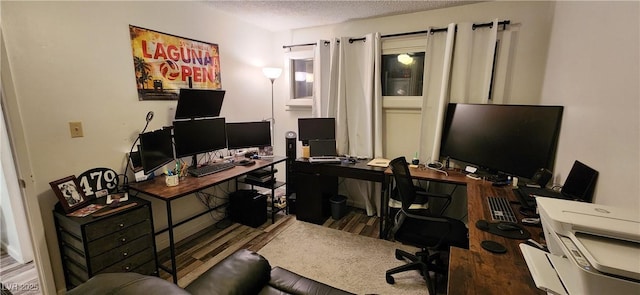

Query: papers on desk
<box><xmin>367</xmin><ymin>158</ymin><xmax>390</xmax><ymax>167</ymax></box>
<box><xmin>107</xmin><ymin>193</ymin><xmax>129</xmax><ymax>204</ymax></box>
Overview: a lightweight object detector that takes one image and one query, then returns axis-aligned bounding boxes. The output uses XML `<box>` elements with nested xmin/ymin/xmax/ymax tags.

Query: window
<box><xmin>292</xmin><ymin>58</ymin><xmax>313</xmax><ymax>99</ymax></box>
<box><xmin>285</xmin><ymin>49</ymin><xmax>314</xmax><ymax>107</ymax></box>
<box><xmin>382</xmin><ymin>52</ymin><xmax>425</xmax><ymax>96</ymax></box>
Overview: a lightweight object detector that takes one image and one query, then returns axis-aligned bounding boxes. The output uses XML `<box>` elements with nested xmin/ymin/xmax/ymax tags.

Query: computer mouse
<box><xmin>497</xmin><ymin>222</ymin><xmax>521</xmax><ymax>231</ymax></box>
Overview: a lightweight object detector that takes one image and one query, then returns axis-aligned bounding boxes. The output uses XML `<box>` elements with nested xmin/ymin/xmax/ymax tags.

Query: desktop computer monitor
<box><xmin>226</xmin><ymin>121</ymin><xmax>271</xmax><ymax>150</ymax></box>
<box><xmin>298</xmin><ymin>118</ymin><xmax>336</xmax><ymax>145</ymax></box>
<box><xmin>139</xmin><ymin>128</ymin><xmax>174</xmax><ymax>174</ymax></box>
<box><xmin>173</xmin><ymin>117</ymin><xmax>227</xmax><ymax>158</ymax></box>
<box><xmin>175</xmin><ymin>88</ymin><xmax>225</xmax><ymax>119</ymax></box>
<box><xmin>440</xmin><ymin>103</ymin><xmax>563</xmax><ymax>179</ymax></box>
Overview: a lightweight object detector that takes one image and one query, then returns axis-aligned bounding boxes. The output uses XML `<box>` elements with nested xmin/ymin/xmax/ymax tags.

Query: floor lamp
<box><xmin>262</xmin><ymin>67</ymin><xmax>282</xmax><ymax>147</ymax></box>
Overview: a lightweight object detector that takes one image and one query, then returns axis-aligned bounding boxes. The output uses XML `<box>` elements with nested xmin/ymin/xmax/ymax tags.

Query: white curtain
<box><xmin>419</xmin><ymin>20</ymin><xmax>499</xmax><ymax>164</ymax></box>
<box><xmin>311</xmin><ymin>40</ymin><xmax>331</xmax><ymax>118</ymax></box>
<box><xmin>326</xmin><ymin>33</ymin><xmax>383</xmax><ymax>216</ymax></box>
<box><xmin>418</xmin><ymin>24</ymin><xmax>456</xmax><ymax>163</ymax></box>
<box><xmin>450</xmin><ymin>20</ymin><xmax>499</xmax><ymax>104</ymax></box>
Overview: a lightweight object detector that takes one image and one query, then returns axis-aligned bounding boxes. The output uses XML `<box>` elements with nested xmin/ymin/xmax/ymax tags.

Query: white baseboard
<box><xmin>1</xmin><ymin>241</ymin><xmax>27</xmax><ymax>264</ymax></box>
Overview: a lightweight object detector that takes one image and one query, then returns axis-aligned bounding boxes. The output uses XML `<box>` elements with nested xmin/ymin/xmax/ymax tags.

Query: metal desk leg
<box><xmin>380</xmin><ymin>173</ymin><xmax>392</xmax><ymax>239</ymax></box>
<box><xmin>166</xmin><ymin>200</ymin><xmax>178</xmax><ymax>283</ymax></box>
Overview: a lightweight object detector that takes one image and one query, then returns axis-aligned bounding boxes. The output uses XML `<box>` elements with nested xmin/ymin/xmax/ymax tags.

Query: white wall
<box><xmin>540</xmin><ymin>1</ymin><xmax>640</xmax><ymax>210</ymax></box>
<box><xmin>1</xmin><ymin>1</ymin><xmax>276</xmax><ymax>292</ymax></box>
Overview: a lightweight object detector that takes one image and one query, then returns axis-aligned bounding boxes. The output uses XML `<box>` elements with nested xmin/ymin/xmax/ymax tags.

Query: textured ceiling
<box><xmin>206</xmin><ymin>0</ymin><xmax>477</xmax><ymax>31</ymax></box>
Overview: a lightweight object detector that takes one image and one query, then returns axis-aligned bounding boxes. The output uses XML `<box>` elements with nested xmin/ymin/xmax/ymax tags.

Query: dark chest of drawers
<box><xmin>53</xmin><ymin>196</ymin><xmax>157</xmax><ymax>289</ymax></box>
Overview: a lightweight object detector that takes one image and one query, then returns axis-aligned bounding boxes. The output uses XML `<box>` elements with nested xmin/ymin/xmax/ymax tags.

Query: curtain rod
<box><xmin>282</xmin><ymin>40</ymin><xmax>330</xmax><ymax>49</ymax></box>
<box><xmin>283</xmin><ymin>20</ymin><xmax>510</xmax><ymax>48</ymax></box>
<box><xmin>347</xmin><ymin>19</ymin><xmax>510</xmax><ymax>43</ymax></box>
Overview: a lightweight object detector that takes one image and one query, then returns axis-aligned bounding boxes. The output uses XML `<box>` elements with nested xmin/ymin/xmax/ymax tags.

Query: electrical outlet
<box><xmin>69</xmin><ymin>122</ymin><xmax>84</xmax><ymax>138</ymax></box>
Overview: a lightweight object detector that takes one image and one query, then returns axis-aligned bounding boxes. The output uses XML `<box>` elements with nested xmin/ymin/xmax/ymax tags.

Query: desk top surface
<box><xmin>448</xmin><ymin>183</ymin><xmax>543</xmax><ymax>294</ymax></box>
<box><xmin>128</xmin><ymin>156</ymin><xmax>286</xmax><ymax>201</ymax></box>
<box><xmin>391</xmin><ymin>166</ymin><xmax>543</xmax><ymax>294</ymax></box>
<box><xmin>293</xmin><ymin>158</ymin><xmax>387</xmax><ymax>182</ymax></box>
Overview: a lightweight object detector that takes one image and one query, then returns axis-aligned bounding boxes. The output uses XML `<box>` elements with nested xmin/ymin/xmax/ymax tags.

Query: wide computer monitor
<box><xmin>173</xmin><ymin>117</ymin><xmax>227</xmax><ymax>158</ymax></box>
<box><xmin>174</xmin><ymin>88</ymin><xmax>225</xmax><ymax>119</ymax></box>
<box><xmin>298</xmin><ymin>118</ymin><xmax>336</xmax><ymax>145</ymax></box>
<box><xmin>440</xmin><ymin>103</ymin><xmax>564</xmax><ymax>179</ymax></box>
<box><xmin>226</xmin><ymin>121</ymin><xmax>271</xmax><ymax>150</ymax></box>
<box><xmin>139</xmin><ymin>128</ymin><xmax>174</xmax><ymax>174</ymax></box>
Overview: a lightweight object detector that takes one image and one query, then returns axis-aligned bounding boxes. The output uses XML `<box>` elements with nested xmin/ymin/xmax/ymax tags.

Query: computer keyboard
<box><xmin>308</xmin><ymin>156</ymin><xmax>341</xmax><ymax>164</ymax></box>
<box><xmin>487</xmin><ymin>196</ymin><xmax>518</xmax><ymax>223</ymax></box>
<box><xmin>188</xmin><ymin>162</ymin><xmax>235</xmax><ymax>177</ymax></box>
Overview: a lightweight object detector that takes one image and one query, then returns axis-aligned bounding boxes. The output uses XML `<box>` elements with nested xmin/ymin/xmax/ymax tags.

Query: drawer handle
<box><xmin>122</xmin><ymin>252</ymin><xmax>128</xmax><ymax>257</ymax></box>
<box><xmin>124</xmin><ymin>266</ymin><xmax>131</xmax><ymax>271</ymax></box>
<box><xmin>119</xmin><ymin>223</ymin><xmax>125</xmax><ymax>228</ymax></box>
<box><xmin>121</xmin><ymin>238</ymin><xmax>127</xmax><ymax>243</ymax></box>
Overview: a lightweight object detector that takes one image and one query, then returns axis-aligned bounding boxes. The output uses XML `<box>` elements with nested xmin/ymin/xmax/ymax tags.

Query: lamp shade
<box><xmin>262</xmin><ymin>67</ymin><xmax>282</xmax><ymax>80</ymax></box>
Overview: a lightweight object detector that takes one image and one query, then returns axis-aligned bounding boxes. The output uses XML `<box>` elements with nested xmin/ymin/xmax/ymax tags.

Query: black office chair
<box><xmin>385</xmin><ymin>156</ymin><xmax>468</xmax><ymax>295</ymax></box>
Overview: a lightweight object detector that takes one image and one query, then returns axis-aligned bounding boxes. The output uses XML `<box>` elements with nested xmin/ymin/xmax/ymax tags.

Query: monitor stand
<box><xmin>190</xmin><ymin>154</ymin><xmax>198</xmax><ymax>170</ymax></box>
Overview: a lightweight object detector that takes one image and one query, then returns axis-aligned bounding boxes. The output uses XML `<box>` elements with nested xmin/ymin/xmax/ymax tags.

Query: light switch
<box><xmin>69</xmin><ymin>122</ymin><xmax>84</xmax><ymax>138</ymax></box>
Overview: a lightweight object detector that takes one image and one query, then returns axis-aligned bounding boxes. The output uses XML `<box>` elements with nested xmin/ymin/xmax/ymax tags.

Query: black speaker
<box><xmin>531</xmin><ymin>168</ymin><xmax>552</xmax><ymax>187</ymax></box>
<box><xmin>285</xmin><ymin>131</ymin><xmax>297</xmax><ymax>160</ymax></box>
<box><xmin>285</xmin><ymin>131</ymin><xmax>297</xmax><ymax>212</ymax></box>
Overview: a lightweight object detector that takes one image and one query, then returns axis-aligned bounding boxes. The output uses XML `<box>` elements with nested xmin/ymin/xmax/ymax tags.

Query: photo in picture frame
<box><xmin>50</xmin><ymin>175</ymin><xmax>90</xmax><ymax>213</ymax></box>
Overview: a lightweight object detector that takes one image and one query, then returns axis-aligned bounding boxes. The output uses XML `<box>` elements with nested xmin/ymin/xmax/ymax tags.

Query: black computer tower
<box><xmin>229</xmin><ymin>189</ymin><xmax>267</xmax><ymax>228</ymax></box>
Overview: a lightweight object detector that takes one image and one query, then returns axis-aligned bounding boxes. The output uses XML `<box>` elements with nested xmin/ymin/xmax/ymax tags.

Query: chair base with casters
<box><xmin>386</xmin><ymin>248</ymin><xmax>448</xmax><ymax>292</ymax></box>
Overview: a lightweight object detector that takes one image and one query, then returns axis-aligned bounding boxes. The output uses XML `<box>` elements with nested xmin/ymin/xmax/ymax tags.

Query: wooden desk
<box><xmin>384</xmin><ymin>167</ymin><xmax>543</xmax><ymax>294</ymax></box>
<box><xmin>128</xmin><ymin>157</ymin><xmax>287</xmax><ymax>283</ymax></box>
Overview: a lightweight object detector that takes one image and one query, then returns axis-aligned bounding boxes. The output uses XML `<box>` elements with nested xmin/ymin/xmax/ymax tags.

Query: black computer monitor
<box><xmin>298</xmin><ymin>118</ymin><xmax>336</xmax><ymax>145</ymax></box>
<box><xmin>440</xmin><ymin>103</ymin><xmax>564</xmax><ymax>179</ymax></box>
<box><xmin>561</xmin><ymin>160</ymin><xmax>599</xmax><ymax>202</ymax></box>
<box><xmin>226</xmin><ymin>121</ymin><xmax>271</xmax><ymax>150</ymax></box>
<box><xmin>175</xmin><ymin>88</ymin><xmax>225</xmax><ymax>119</ymax></box>
<box><xmin>173</xmin><ymin>117</ymin><xmax>227</xmax><ymax>158</ymax></box>
<box><xmin>139</xmin><ymin>128</ymin><xmax>174</xmax><ymax>174</ymax></box>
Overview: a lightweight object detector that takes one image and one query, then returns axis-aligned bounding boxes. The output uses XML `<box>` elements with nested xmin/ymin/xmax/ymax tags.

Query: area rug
<box><xmin>258</xmin><ymin>220</ymin><xmax>428</xmax><ymax>294</ymax></box>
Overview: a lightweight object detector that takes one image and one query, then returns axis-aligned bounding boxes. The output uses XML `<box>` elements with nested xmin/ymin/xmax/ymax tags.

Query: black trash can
<box><xmin>330</xmin><ymin>194</ymin><xmax>348</xmax><ymax>220</ymax></box>
<box><xmin>287</xmin><ymin>193</ymin><xmax>296</xmax><ymax>214</ymax></box>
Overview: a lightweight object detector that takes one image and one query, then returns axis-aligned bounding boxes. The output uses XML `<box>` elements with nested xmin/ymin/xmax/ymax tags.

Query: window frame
<box><xmin>284</xmin><ymin>49</ymin><xmax>314</xmax><ymax>107</ymax></box>
<box><xmin>381</xmin><ymin>37</ymin><xmax>427</xmax><ymax>109</ymax></box>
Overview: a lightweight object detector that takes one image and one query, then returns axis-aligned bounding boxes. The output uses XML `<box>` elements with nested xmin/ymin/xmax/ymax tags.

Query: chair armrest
<box><xmin>67</xmin><ymin>273</ymin><xmax>189</xmax><ymax>295</ymax></box>
<box><xmin>269</xmin><ymin>267</ymin><xmax>355</xmax><ymax>295</ymax></box>
<box><xmin>185</xmin><ymin>249</ymin><xmax>271</xmax><ymax>295</ymax></box>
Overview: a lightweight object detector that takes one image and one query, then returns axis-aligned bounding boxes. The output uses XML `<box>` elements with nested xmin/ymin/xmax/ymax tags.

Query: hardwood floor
<box><xmin>0</xmin><ymin>249</ymin><xmax>40</xmax><ymax>295</ymax></box>
<box><xmin>158</xmin><ymin>207</ymin><xmax>381</xmax><ymax>286</ymax></box>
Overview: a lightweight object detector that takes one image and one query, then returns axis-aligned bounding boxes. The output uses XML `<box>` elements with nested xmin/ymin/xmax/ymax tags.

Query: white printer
<box><xmin>520</xmin><ymin>197</ymin><xmax>640</xmax><ymax>295</ymax></box>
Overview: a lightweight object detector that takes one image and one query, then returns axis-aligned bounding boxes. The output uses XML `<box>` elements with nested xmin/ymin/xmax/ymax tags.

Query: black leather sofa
<box><xmin>67</xmin><ymin>249</ymin><xmax>354</xmax><ymax>295</ymax></box>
